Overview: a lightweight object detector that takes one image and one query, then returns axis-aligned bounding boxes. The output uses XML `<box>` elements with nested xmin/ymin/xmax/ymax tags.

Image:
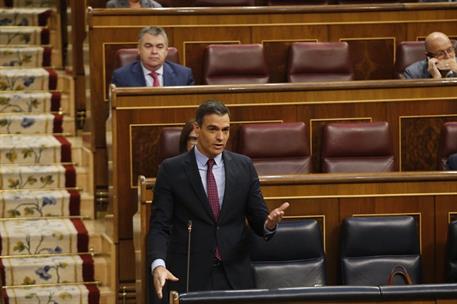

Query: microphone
<box><xmin>186</xmin><ymin>220</ymin><xmax>192</xmax><ymax>293</ymax></box>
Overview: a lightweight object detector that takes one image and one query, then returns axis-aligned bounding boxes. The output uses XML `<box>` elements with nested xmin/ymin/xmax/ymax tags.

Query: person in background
<box><xmin>447</xmin><ymin>153</ymin><xmax>457</xmax><ymax>170</ymax></box>
<box><xmin>179</xmin><ymin>120</ymin><xmax>198</xmax><ymax>153</ymax></box>
<box><xmin>403</xmin><ymin>32</ymin><xmax>457</xmax><ymax>79</ymax></box>
<box><xmin>148</xmin><ymin>100</ymin><xmax>289</xmax><ymax>303</ymax></box>
<box><xmin>111</xmin><ymin>26</ymin><xmax>194</xmax><ymax>87</ymax></box>
<box><xmin>106</xmin><ymin>0</ymin><xmax>163</xmax><ymax>8</ymax></box>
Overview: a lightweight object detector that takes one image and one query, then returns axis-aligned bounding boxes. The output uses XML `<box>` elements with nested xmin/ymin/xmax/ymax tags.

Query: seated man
<box><xmin>448</xmin><ymin>153</ymin><xmax>457</xmax><ymax>170</ymax></box>
<box><xmin>106</xmin><ymin>0</ymin><xmax>162</xmax><ymax>8</ymax></box>
<box><xmin>112</xmin><ymin>26</ymin><xmax>194</xmax><ymax>87</ymax></box>
<box><xmin>403</xmin><ymin>32</ymin><xmax>457</xmax><ymax>79</ymax></box>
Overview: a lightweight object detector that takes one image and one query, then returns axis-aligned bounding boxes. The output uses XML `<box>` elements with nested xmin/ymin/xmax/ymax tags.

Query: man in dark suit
<box><xmin>404</xmin><ymin>32</ymin><xmax>457</xmax><ymax>79</ymax></box>
<box><xmin>148</xmin><ymin>100</ymin><xmax>289</xmax><ymax>302</ymax></box>
<box><xmin>111</xmin><ymin>26</ymin><xmax>194</xmax><ymax>87</ymax></box>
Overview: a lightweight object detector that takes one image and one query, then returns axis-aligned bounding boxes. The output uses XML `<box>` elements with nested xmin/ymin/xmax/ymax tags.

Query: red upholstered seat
<box><xmin>115</xmin><ymin>47</ymin><xmax>179</xmax><ymax>68</ymax></box>
<box><xmin>203</xmin><ymin>44</ymin><xmax>269</xmax><ymax>85</ymax></box>
<box><xmin>321</xmin><ymin>121</ymin><xmax>394</xmax><ymax>173</ymax></box>
<box><xmin>395</xmin><ymin>41</ymin><xmax>426</xmax><ymax>79</ymax></box>
<box><xmin>157</xmin><ymin>127</ymin><xmax>182</xmax><ymax>165</ymax></box>
<box><xmin>193</xmin><ymin>0</ymin><xmax>255</xmax><ymax>5</ymax></box>
<box><xmin>287</xmin><ymin>42</ymin><xmax>353</xmax><ymax>82</ymax></box>
<box><xmin>238</xmin><ymin>122</ymin><xmax>311</xmax><ymax>175</ymax></box>
<box><xmin>438</xmin><ymin>122</ymin><xmax>457</xmax><ymax>170</ymax></box>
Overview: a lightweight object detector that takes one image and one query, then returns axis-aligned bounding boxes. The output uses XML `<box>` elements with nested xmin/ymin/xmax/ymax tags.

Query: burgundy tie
<box><xmin>207</xmin><ymin>159</ymin><xmax>222</xmax><ymax>260</ymax></box>
<box><xmin>149</xmin><ymin>71</ymin><xmax>160</xmax><ymax>87</ymax></box>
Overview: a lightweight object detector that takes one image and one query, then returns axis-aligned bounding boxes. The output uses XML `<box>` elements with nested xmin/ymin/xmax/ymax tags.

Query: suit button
<box><xmin>216</xmin><ymin>226</ymin><xmax>220</xmax><ymax>230</ymax></box>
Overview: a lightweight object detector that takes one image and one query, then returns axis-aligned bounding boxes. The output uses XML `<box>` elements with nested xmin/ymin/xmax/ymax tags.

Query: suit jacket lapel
<box><xmin>184</xmin><ymin>150</ymin><xmax>215</xmax><ymax>221</ymax></box>
<box><xmin>163</xmin><ymin>61</ymin><xmax>176</xmax><ymax>86</ymax></box>
<box><xmin>132</xmin><ymin>61</ymin><xmax>147</xmax><ymax>86</ymax></box>
<box><xmin>219</xmin><ymin>151</ymin><xmax>233</xmax><ymax>220</ymax></box>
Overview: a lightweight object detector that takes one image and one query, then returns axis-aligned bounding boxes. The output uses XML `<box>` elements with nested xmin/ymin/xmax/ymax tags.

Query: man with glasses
<box><xmin>403</xmin><ymin>32</ymin><xmax>457</xmax><ymax>79</ymax></box>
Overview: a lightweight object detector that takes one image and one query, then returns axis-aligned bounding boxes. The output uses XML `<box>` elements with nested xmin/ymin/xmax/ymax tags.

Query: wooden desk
<box><xmin>135</xmin><ymin>171</ymin><xmax>457</xmax><ymax>304</ymax></box>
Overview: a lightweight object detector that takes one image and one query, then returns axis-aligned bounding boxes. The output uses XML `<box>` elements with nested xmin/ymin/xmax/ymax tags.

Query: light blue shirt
<box><xmin>194</xmin><ymin>145</ymin><xmax>225</xmax><ymax>206</ymax></box>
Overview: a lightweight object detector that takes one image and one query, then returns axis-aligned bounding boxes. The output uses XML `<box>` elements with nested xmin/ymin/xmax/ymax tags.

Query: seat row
<box><xmin>250</xmin><ymin>215</ymin><xmax>457</xmax><ymax>288</ymax></box>
<box><xmin>158</xmin><ymin>121</ymin><xmax>457</xmax><ymax>174</ymax></box>
<box><xmin>115</xmin><ymin>41</ymin><xmax>430</xmax><ymax>85</ymax></box>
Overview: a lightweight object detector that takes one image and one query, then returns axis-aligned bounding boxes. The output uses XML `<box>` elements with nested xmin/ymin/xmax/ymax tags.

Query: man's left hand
<box><xmin>265</xmin><ymin>202</ymin><xmax>290</xmax><ymax>230</ymax></box>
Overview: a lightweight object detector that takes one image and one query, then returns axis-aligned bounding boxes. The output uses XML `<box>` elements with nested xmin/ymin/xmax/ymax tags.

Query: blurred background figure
<box><xmin>179</xmin><ymin>119</ymin><xmax>198</xmax><ymax>153</ymax></box>
<box><xmin>106</xmin><ymin>0</ymin><xmax>162</xmax><ymax>8</ymax></box>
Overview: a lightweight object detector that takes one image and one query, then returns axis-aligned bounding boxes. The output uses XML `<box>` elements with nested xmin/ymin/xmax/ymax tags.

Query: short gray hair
<box><xmin>138</xmin><ymin>26</ymin><xmax>168</xmax><ymax>46</ymax></box>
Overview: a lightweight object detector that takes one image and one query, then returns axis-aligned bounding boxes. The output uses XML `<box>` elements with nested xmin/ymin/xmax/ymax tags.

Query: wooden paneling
<box><xmin>88</xmin><ymin>3</ymin><xmax>457</xmax><ymax>154</ymax></box>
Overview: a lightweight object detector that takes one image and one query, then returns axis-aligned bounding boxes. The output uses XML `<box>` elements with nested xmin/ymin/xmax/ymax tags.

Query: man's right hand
<box><xmin>427</xmin><ymin>57</ymin><xmax>442</xmax><ymax>79</ymax></box>
<box><xmin>152</xmin><ymin>266</ymin><xmax>179</xmax><ymax>299</ymax></box>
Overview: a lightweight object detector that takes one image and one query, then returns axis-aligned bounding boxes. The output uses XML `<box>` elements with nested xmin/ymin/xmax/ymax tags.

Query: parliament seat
<box><xmin>115</xmin><ymin>47</ymin><xmax>180</xmax><ymax>68</ymax></box>
<box><xmin>287</xmin><ymin>42</ymin><xmax>353</xmax><ymax>82</ymax></box>
<box><xmin>394</xmin><ymin>41</ymin><xmax>425</xmax><ymax>78</ymax></box>
<box><xmin>157</xmin><ymin>127</ymin><xmax>182</xmax><ymax>165</ymax></box>
<box><xmin>237</xmin><ymin>122</ymin><xmax>311</xmax><ymax>175</ymax></box>
<box><xmin>203</xmin><ymin>44</ymin><xmax>269</xmax><ymax>85</ymax></box>
<box><xmin>321</xmin><ymin>121</ymin><xmax>394</xmax><ymax>173</ymax></box>
<box><xmin>447</xmin><ymin>220</ymin><xmax>457</xmax><ymax>282</ymax></box>
<box><xmin>438</xmin><ymin>121</ymin><xmax>457</xmax><ymax>170</ymax></box>
<box><xmin>249</xmin><ymin>219</ymin><xmax>326</xmax><ymax>288</ymax></box>
<box><xmin>340</xmin><ymin>216</ymin><xmax>421</xmax><ymax>285</ymax></box>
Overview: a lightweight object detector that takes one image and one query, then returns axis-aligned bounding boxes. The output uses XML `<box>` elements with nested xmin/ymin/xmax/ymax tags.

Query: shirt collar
<box><xmin>194</xmin><ymin>145</ymin><xmax>223</xmax><ymax>167</ymax></box>
<box><xmin>140</xmin><ymin>61</ymin><xmax>164</xmax><ymax>77</ymax></box>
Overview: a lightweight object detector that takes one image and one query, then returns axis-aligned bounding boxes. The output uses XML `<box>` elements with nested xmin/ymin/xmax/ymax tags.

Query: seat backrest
<box><xmin>447</xmin><ymin>220</ymin><xmax>457</xmax><ymax>282</ymax></box>
<box><xmin>157</xmin><ymin>127</ymin><xmax>182</xmax><ymax>165</ymax></box>
<box><xmin>438</xmin><ymin>122</ymin><xmax>457</xmax><ymax>170</ymax></box>
<box><xmin>287</xmin><ymin>42</ymin><xmax>353</xmax><ymax>82</ymax></box>
<box><xmin>321</xmin><ymin>121</ymin><xmax>394</xmax><ymax>173</ymax></box>
<box><xmin>250</xmin><ymin>219</ymin><xmax>326</xmax><ymax>288</ymax></box>
<box><xmin>395</xmin><ymin>41</ymin><xmax>425</xmax><ymax>79</ymax></box>
<box><xmin>193</xmin><ymin>0</ymin><xmax>255</xmax><ymax>5</ymax></box>
<box><xmin>238</xmin><ymin>122</ymin><xmax>311</xmax><ymax>175</ymax></box>
<box><xmin>203</xmin><ymin>44</ymin><xmax>269</xmax><ymax>85</ymax></box>
<box><xmin>115</xmin><ymin>47</ymin><xmax>180</xmax><ymax>68</ymax></box>
<box><xmin>341</xmin><ymin>216</ymin><xmax>421</xmax><ymax>285</ymax></box>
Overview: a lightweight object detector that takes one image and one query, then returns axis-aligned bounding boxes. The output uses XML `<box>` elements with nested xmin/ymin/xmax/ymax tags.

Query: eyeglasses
<box><xmin>427</xmin><ymin>46</ymin><xmax>455</xmax><ymax>59</ymax></box>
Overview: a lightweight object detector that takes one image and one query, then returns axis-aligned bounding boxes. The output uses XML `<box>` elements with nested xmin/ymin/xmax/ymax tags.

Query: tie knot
<box><xmin>207</xmin><ymin>159</ymin><xmax>215</xmax><ymax>169</ymax></box>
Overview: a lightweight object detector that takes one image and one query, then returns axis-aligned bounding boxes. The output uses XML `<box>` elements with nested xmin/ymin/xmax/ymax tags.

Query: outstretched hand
<box><xmin>265</xmin><ymin>202</ymin><xmax>290</xmax><ymax>230</ymax></box>
<box><xmin>153</xmin><ymin>266</ymin><xmax>179</xmax><ymax>299</ymax></box>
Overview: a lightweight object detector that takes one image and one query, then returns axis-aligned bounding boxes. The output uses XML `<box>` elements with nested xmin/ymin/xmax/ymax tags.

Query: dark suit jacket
<box><xmin>147</xmin><ymin>149</ymin><xmax>269</xmax><ymax>294</ymax></box>
<box><xmin>111</xmin><ymin>60</ymin><xmax>194</xmax><ymax>87</ymax></box>
<box><xmin>404</xmin><ymin>59</ymin><xmax>457</xmax><ymax>79</ymax></box>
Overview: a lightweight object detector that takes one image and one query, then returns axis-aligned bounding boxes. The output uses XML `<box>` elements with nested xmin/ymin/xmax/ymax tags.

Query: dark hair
<box><xmin>195</xmin><ymin>100</ymin><xmax>230</xmax><ymax>126</ymax></box>
<box><xmin>179</xmin><ymin>119</ymin><xmax>195</xmax><ymax>153</ymax></box>
<box><xmin>138</xmin><ymin>26</ymin><xmax>168</xmax><ymax>46</ymax></box>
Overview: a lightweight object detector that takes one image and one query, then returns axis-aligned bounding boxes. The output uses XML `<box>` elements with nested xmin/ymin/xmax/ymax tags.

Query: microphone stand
<box><xmin>186</xmin><ymin>220</ymin><xmax>192</xmax><ymax>293</ymax></box>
